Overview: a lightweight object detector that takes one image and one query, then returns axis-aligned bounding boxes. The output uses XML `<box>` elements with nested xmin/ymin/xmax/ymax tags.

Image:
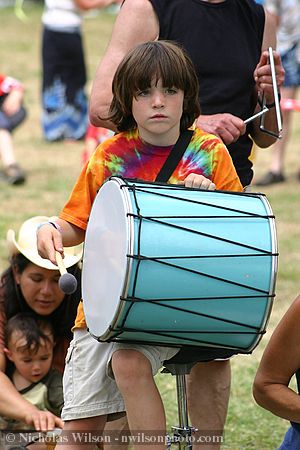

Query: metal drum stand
<box><xmin>162</xmin><ymin>363</ymin><xmax>197</xmax><ymax>450</ymax></box>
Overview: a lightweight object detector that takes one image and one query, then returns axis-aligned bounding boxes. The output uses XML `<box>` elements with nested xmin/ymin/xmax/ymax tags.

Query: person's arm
<box><xmin>37</xmin><ymin>219</ymin><xmax>85</xmax><ymax>267</ymax></box>
<box><xmin>0</xmin><ymin>354</ymin><xmax>63</xmax><ymax>430</ymax></box>
<box><xmin>89</xmin><ymin>0</ymin><xmax>159</xmax><ymax>128</ymax></box>
<box><xmin>197</xmin><ymin>8</ymin><xmax>284</xmax><ymax>147</ymax></box>
<box><xmin>2</xmin><ymin>88</ymin><xmax>24</xmax><ymax>116</ymax></box>
<box><xmin>253</xmin><ymin>294</ymin><xmax>300</xmax><ymax>423</ymax></box>
<box><xmin>249</xmin><ymin>9</ymin><xmax>285</xmax><ymax>148</ymax></box>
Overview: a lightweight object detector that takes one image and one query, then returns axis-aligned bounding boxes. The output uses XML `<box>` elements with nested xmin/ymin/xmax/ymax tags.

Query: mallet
<box><xmin>55</xmin><ymin>251</ymin><xmax>78</xmax><ymax>295</ymax></box>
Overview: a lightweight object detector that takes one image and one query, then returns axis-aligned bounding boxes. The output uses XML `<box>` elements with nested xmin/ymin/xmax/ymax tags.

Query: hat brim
<box><xmin>7</xmin><ymin>228</ymin><xmax>82</xmax><ymax>270</ymax></box>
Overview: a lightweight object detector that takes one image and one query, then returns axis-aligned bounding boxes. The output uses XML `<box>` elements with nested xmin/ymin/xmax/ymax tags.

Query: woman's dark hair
<box><xmin>5</xmin><ymin>312</ymin><xmax>54</xmax><ymax>354</ymax></box>
<box><xmin>0</xmin><ymin>253</ymin><xmax>81</xmax><ymax>340</ymax></box>
<box><xmin>104</xmin><ymin>40</ymin><xmax>201</xmax><ymax>132</ymax></box>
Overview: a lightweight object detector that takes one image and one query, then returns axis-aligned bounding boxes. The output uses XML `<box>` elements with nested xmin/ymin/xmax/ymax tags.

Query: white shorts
<box><xmin>62</xmin><ymin>328</ymin><xmax>179</xmax><ymax>421</ymax></box>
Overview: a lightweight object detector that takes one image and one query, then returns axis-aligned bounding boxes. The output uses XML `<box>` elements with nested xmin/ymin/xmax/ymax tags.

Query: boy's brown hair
<box><xmin>106</xmin><ymin>40</ymin><xmax>201</xmax><ymax>132</ymax></box>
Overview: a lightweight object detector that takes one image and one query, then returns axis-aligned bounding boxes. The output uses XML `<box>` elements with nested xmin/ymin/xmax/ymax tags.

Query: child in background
<box><xmin>0</xmin><ymin>312</ymin><xmax>63</xmax><ymax>432</ymax></box>
<box><xmin>81</xmin><ymin>122</ymin><xmax>114</xmax><ymax>164</ymax></box>
<box><xmin>0</xmin><ymin>74</ymin><xmax>26</xmax><ymax>185</ymax></box>
<box><xmin>37</xmin><ymin>40</ymin><xmax>243</xmax><ymax>450</ymax></box>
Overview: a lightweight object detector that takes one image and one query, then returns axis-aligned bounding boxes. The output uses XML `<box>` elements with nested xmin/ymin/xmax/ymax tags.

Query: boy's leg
<box><xmin>60</xmin><ymin>329</ymin><xmax>126</xmax><ymax>449</ymax></box>
<box><xmin>56</xmin><ymin>416</ymin><xmax>107</xmax><ymax>450</ymax></box>
<box><xmin>111</xmin><ymin>345</ymin><xmax>179</xmax><ymax>450</ymax></box>
<box><xmin>186</xmin><ymin>360</ymin><xmax>231</xmax><ymax>450</ymax></box>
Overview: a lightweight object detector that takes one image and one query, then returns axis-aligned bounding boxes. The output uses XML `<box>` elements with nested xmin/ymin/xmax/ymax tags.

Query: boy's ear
<box><xmin>3</xmin><ymin>347</ymin><xmax>14</xmax><ymax>362</ymax></box>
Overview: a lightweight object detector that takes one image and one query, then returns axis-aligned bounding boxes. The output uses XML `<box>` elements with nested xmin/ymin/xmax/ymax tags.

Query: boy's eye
<box><xmin>166</xmin><ymin>88</ymin><xmax>178</xmax><ymax>95</ymax></box>
<box><xmin>136</xmin><ymin>89</ymin><xmax>149</xmax><ymax>97</ymax></box>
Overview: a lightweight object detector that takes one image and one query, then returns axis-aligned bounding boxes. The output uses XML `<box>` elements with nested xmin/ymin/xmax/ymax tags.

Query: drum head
<box><xmin>82</xmin><ymin>178</ymin><xmax>131</xmax><ymax>338</ymax></box>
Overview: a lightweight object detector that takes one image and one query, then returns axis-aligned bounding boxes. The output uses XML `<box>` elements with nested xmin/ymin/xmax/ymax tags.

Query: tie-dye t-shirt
<box><xmin>59</xmin><ymin>127</ymin><xmax>242</xmax><ymax>329</ymax></box>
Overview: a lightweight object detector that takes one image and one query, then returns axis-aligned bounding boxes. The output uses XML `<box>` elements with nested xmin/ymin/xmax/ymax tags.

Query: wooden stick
<box><xmin>55</xmin><ymin>251</ymin><xmax>67</xmax><ymax>275</ymax></box>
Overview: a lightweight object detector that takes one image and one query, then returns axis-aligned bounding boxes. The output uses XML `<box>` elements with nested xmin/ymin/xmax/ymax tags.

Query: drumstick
<box><xmin>55</xmin><ymin>251</ymin><xmax>78</xmax><ymax>295</ymax></box>
<box><xmin>244</xmin><ymin>106</ymin><xmax>269</xmax><ymax>124</ymax></box>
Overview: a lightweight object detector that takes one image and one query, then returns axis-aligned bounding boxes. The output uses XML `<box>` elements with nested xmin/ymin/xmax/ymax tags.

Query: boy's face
<box><xmin>5</xmin><ymin>330</ymin><xmax>54</xmax><ymax>384</ymax></box>
<box><xmin>132</xmin><ymin>78</ymin><xmax>184</xmax><ymax>146</ymax></box>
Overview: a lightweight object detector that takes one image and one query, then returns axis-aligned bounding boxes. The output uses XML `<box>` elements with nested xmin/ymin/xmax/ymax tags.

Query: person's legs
<box><xmin>256</xmin><ymin>86</ymin><xmax>296</xmax><ymax>186</ymax></box>
<box><xmin>112</xmin><ymin>350</ymin><xmax>165</xmax><ymax>434</ymax></box>
<box><xmin>56</xmin><ymin>415</ymin><xmax>107</xmax><ymax>450</ymax></box>
<box><xmin>59</xmin><ymin>329</ymin><xmax>127</xmax><ymax>450</ymax></box>
<box><xmin>111</xmin><ymin>345</ymin><xmax>179</xmax><ymax>450</ymax></box>
<box><xmin>0</xmin><ymin>129</ymin><xmax>26</xmax><ymax>184</ymax></box>
<box><xmin>186</xmin><ymin>360</ymin><xmax>231</xmax><ymax>450</ymax></box>
<box><xmin>268</xmin><ymin>86</ymin><xmax>297</xmax><ymax>175</ymax></box>
<box><xmin>256</xmin><ymin>43</ymin><xmax>300</xmax><ymax>186</ymax></box>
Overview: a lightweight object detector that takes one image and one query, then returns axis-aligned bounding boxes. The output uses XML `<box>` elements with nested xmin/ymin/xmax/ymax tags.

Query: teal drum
<box><xmin>82</xmin><ymin>177</ymin><xmax>278</xmax><ymax>353</ymax></box>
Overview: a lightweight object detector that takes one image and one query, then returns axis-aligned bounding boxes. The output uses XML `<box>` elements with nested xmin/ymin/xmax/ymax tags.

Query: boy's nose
<box><xmin>32</xmin><ymin>361</ymin><xmax>41</xmax><ymax>372</ymax></box>
<box><xmin>152</xmin><ymin>92</ymin><xmax>164</xmax><ymax>107</ymax></box>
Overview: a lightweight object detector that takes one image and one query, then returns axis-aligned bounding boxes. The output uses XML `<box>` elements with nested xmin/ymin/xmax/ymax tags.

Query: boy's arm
<box><xmin>37</xmin><ymin>219</ymin><xmax>85</xmax><ymax>267</ymax></box>
<box><xmin>0</xmin><ymin>369</ymin><xmax>63</xmax><ymax>430</ymax></box>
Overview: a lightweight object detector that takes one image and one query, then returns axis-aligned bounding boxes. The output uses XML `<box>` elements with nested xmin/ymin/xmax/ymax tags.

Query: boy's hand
<box><xmin>24</xmin><ymin>409</ymin><xmax>64</xmax><ymax>432</ymax></box>
<box><xmin>180</xmin><ymin>173</ymin><xmax>216</xmax><ymax>190</ymax></box>
<box><xmin>37</xmin><ymin>224</ymin><xmax>64</xmax><ymax>267</ymax></box>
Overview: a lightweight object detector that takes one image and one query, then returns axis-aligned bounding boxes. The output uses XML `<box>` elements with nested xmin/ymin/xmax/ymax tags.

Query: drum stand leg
<box><xmin>163</xmin><ymin>364</ymin><xmax>197</xmax><ymax>450</ymax></box>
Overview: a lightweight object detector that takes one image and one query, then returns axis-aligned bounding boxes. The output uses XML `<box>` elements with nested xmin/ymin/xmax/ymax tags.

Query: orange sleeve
<box><xmin>211</xmin><ymin>143</ymin><xmax>243</xmax><ymax>192</ymax></box>
<box><xmin>59</xmin><ymin>148</ymin><xmax>106</xmax><ymax>229</ymax></box>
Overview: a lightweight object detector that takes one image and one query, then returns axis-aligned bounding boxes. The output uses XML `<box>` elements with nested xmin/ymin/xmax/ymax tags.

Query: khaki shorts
<box><xmin>62</xmin><ymin>328</ymin><xmax>179</xmax><ymax>421</ymax></box>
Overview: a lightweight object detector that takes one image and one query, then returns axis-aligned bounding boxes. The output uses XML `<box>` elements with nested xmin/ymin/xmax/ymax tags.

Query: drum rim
<box><xmin>247</xmin><ymin>193</ymin><xmax>278</xmax><ymax>352</ymax></box>
<box><xmin>99</xmin><ymin>177</ymin><xmax>135</xmax><ymax>341</ymax></box>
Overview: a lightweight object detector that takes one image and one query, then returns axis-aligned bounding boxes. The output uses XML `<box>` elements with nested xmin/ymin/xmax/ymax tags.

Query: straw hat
<box><xmin>7</xmin><ymin>216</ymin><xmax>83</xmax><ymax>270</ymax></box>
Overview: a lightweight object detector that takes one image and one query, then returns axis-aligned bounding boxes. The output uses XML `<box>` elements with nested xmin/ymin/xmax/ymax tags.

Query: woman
<box><xmin>0</xmin><ymin>216</ymin><xmax>82</xmax><ymax>431</ymax></box>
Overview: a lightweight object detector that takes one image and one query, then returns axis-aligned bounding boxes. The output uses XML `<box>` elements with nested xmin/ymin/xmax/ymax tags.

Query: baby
<box><xmin>0</xmin><ymin>312</ymin><xmax>63</xmax><ymax>432</ymax></box>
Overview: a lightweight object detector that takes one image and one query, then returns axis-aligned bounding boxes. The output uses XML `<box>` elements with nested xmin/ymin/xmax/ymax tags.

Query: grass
<box><xmin>1</xmin><ymin>3</ymin><xmax>300</xmax><ymax>449</ymax></box>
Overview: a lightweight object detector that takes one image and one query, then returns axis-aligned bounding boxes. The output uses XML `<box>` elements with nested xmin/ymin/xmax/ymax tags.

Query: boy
<box><xmin>0</xmin><ymin>312</ymin><xmax>63</xmax><ymax>432</ymax></box>
<box><xmin>37</xmin><ymin>41</ymin><xmax>243</xmax><ymax>450</ymax></box>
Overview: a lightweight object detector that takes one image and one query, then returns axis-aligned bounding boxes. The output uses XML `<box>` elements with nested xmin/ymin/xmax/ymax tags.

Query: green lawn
<box><xmin>1</xmin><ymin>3</ymin><xmax>299</xmax><ymax>449</ymax></box>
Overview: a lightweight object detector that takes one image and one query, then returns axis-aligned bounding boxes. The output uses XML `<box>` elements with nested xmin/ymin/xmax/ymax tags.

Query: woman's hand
<box><xmin>24</xmin><ymin>408</ymin><xmax>64</xmax><ymax>432</ymax></box>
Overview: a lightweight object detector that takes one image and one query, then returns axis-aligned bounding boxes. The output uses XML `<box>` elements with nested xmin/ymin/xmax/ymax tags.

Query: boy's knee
<box><xmin>112</xmin><ymin>349</ymin><xmax>151</xmax><ymax>388</ymax></box>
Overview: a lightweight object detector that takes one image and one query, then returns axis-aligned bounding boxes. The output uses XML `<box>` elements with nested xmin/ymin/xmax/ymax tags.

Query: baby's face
<box><xmin>6</xmin><ymin>331</ymin><xmax>54</xmax><ymax>384</ymax></box>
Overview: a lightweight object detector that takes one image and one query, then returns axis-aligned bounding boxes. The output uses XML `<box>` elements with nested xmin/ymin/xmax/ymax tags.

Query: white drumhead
<box><xmin>82</xmin><ymin>178</ymin><xmax>132</xmax><ymax>339</ymax></box>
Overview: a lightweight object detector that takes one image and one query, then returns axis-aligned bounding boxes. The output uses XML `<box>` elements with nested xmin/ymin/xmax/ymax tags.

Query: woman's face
<box><xmin>14</xmin><ymin>262</ymin><xmax>65</xmax><ymax>315</ymax></box>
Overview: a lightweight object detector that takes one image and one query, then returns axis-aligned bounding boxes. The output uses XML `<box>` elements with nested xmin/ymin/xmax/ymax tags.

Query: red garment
<box><xmin>0</xmin><ymin>74</ymin><xmax>23</xmax><ymax>97</ymax></box>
